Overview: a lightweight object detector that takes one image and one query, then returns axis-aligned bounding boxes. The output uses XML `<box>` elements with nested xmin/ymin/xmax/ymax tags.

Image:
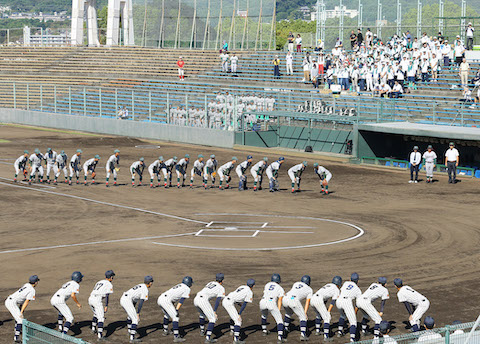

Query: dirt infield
<box><xmin>0</xmin><ymin>124</ymin><xmax>479</xmax><ymax>344</ymax></box>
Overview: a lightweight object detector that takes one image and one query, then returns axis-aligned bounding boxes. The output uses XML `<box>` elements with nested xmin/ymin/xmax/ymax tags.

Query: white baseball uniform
<box><xmin>148</xmin><ymin>160</ymin><xmax>163</xmax><ymax>180</ymax></box>
<box><xmin>56</xmin><ymin>153</ymin><xmax>68</xmax><ymax>179</ymax></box>
<box><xmin>5</xmin><ymin>283</ymin><xmax>36</xmax><ymax>323</ymax></box>
<box><xmin>417</xmin><ymin>331</ymin><xmax>442</xmax><ymax>342</ymax></box>
<box><xmin>106</xmin><ymin>154</ymin><xmax>119</xmax><ymax>179</ymax></box>
<box><xmin>194</xmin><ymin>281</ymin><xmax>225</xmax><ymax>323</ymax></box>
<box><xmin>218</xmin><ymin>161</ymin><xmax>235</xmax><ymax>182</ymax></box>
<box><xmin>288</xmin><ymin>163</ymin><xmax>305</xmax><ymax>183</ymax></box>
<box><xmin>175</xmin><ymin>158</ymin><xmax>189</xmax><ymax>180</ymax></box>
<box><xmin>14</xmin><ymin>155</ymin><xmax>28</xmax><ymax>176</ymax></box>
<box><xmin>83</xmin><ymin>158</ymin><xmax>99</xmax><ymax>176</ymax></box>
<box><xmin>315</xmin><ymin>166</ymin><xmax>332</xmax><ymax>182</ymax></box>
<box><xmin>130</xmin><ymin>161</ymin><xmax>144</xmax><ymax>178</ymax></box>
<box><xmin>158</xmin><ymin>283</ymin><xmax>191</xmax><ymax>322</ymax></box>
<box><xmin>190</xmin><ymin>159</ymin><xmax>205</xmax><ymax>181</ymax></box>
<box><xmin>236</xmin><ymin>160</ymin><xmax>252</xmax><ymax>178</ymax></box>
<box><xmin>50</xmin><ymin>281</ymin><xmax>80</xmax><ymax>323</ymax></box>
<box><xmin>29</xmin><ymin>153</ymin><xmax>44</xmax><ymax>178</ymax></box>
<box><xmin>120</xmin><ymin>284</ymin><xmax>149</xmax><ymax>326</ymax></box>
<box><xmin>88</xmin><ymin>279</ymin><xmax>113</xmax><ymax>323</ymax></box>
<box><xmin>162</xmin><ymin>158</ymin><xmax>176</xmax><ymax>180</ymax></box>
<box><xmin>266</xmin><ymin>161</ymin><xmax>281</xmax><ymax>180</ymax></box>
<box><xmin>357</xmin><ymin>283</ymin><xmax>389</xmax><ymax>324</ymax></box>
<box><xmin>250</xmin><ymin>160</ymin><xmax>267</xmax><ymax>182</ymax></box>
<box><xmin>283</xmin><ymin>282</ymin><xmax>313</xmax><ymax>322</ymax></box>
<box><xmin>397</xmin><ymin>286</ymin><xmax>430</xmax><ymax>327</ymax></box>
<box><xmin>336</xmin><ymin>281</ymin><xmax>362</xmax><ymax>326</ymax></box>
<box><xmin>260</xmin><ymin>282</ymin><xmax>285</xmax><ymax>325</ymax></box>
<box><xmin>204</xmin><ymin>158</ymin><xmax>218</xmax><ymax>182</ymax></box>
<box><xmin>422</xmin><ymin>150</ymin><xmax>437</xmax><ymax>178</ymax></box>
<box><xmin>44</xmin><ymin>150</ymin><xmax>58</xmax><ymax>179</ymax></box>
<box><xmin>69</xmin><ymin>154</ymin><xmax>81</xmax><ymax>178</ymax></box>
<box><xmin>311</xmin><ymin>283</ymin><xmax>340</xmax><ymax>324</ymax></box>
<box><xmin>222</xmin><ymin>285</ymin><xmax>254</xmax><ymax>326</ymax></box>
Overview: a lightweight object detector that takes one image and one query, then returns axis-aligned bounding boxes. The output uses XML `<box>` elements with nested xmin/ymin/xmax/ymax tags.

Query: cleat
<box><xmin>200</xmin><ymin>330</ymin><xmax>205</xmax><ymax>336</ymax></box>
<box><xmin>69</xmin><ymin>181</ymin><xmax>72</xmax><ymax>186</ymax></box>
<box><xmin>336</xmin><ymin>331</ymin><xmax>343</xmax><ymax>337</ymax></box>
<box><xmin>76</xmin><ymin>180</ymin><xmax>79</xmax><ymax>184</ymax></box>
<box><xmin>54</xmin><ymin>180</ymin><xmax>57</xmax><ymax>184</ymax></box>
<box><xmin>14</xmin><ymin>178</ymin><xmax>17</xmax><ymax>182</ymax></box>
<box><xmin>291</xmin><ymin>188</ymin><xmax>295</xmax><ymax>193</ymax></box>
<box><xmin>258</xmin><ymin>186</ymin><xmax>262</xmax><ymax>190</ymax></box>
<box><xmin>263</xmin><ymin>330</ymin><xmax>270</xmax><ymax>336</ymax></box>
<box><xmin>163</xmin><ymin>330</ymin><xmax>171</xmax><ymax>336</ymax></box>
<box><xmin>174</xmin><ymin>337</ymin><xmax>186</xmax><ymax>343</ymax></box>
<box><xmin>150</xmin><ymin>185</ymin><xmax>154</xmax><ymax>188</ymax></box>
<box><xmin>325</xmin><ymin>191</ymin><xmax>329</xmax><ymax>195</ymax></box>
<box><xmin>315</xmin><ymin>331</ymin><xmax>321</xmax><ymax>336</ymax></box>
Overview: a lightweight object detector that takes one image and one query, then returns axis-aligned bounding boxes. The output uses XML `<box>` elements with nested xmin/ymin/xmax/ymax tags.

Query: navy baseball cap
<box><xmin>29</xmin><ymin>275</ymin><xmax>40</xmax><ymax>284</ymax></box>
<box><xmin>144</xmin><ymin>275</ymin><xmax>154</xmax><ymax>283</ymax></box>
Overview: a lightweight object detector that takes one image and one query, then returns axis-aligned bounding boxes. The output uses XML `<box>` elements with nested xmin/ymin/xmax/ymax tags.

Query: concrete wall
<box><xmin>0</xmin><ymin>109</ymin><xmax>235</xmax><ymax>148</ymax></box>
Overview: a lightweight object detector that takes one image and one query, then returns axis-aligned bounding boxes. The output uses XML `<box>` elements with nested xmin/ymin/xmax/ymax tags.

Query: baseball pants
<box><xmin>310</xmin><ymin>296</ymin><xmax>332</xmax><ymax>324</ymax></box>
<box><xmin>120</xmin><ymin>296</ymin><xmax>138</xmax><ymax>325</ymax></box>
<box><xmin>157</xmin><ymin>295</ymin><xmax>179</xmax><ymax>322</ymax></box>
<box><xmin>425</xmin><ymin>162</ymin><xmax>434</xmax><ymax>178</ymax></box>
<box><xmin>50</xmin><ymin>299</ymin><xmax>74</xmax><ymax>323</ymax></box>
<box><xmin>251</xmin><ymin>169</ymin><xmax>263</xmax><ymax>182</ymax></box>
<box><xmin>5</xmin><ymin>298</ymin><xmax>23</xmax><ymax>323</ymax></box>
<box><xmin>84</xmin><ymin>165</ymin><xmax>94</xmax><ymax>177</ymax></box>
<box><xmin>356</xmin><ymin>298</ymin><xmax>381</xmax><ymax>324</ymax></box>
<box><xmin>288</xmin><ymin>170</ymin><xmax>299</xmax><ymax>184</ymax></box>
<box><xmin>105</xmin><ymin>166</ymin><xmax>117</xmax><ymax>179</ymax></box>
<box><xmin>204</xmin><ymin>167</ymin><xmax>215</xmax><ymax>182</ymax></box>
<box><xmin>88</xmin><ymin>296</ymin><xmax>105</xmax><ymax>323</ymax></box>
<box><xmin>266</xmin><ymin>169</ymin><xmax>274</xmax><ymax>180</ymax></box>
<box><xmin>259</xmin><ymin>298</ymin><xmax>283</xmax><ymax>325</ymax></box>
<box><xmin>447</xmin><ymin>161</ymin><xmax>457</xmax><ymax>182</ymax></box>
<box><xmin>194</xmin><ymin>295</ymin><xmax>216</xmax><ymax>323</ymax></box>
<box><xmin>178</xmin><ymin>69</ymin><xmax>184</xmax><ymax>77</ymax></box>
<box><xmin>69</xmin><ymin>165</ymin><xmax>79</xmax><ymax>178</ymax></box>
<box><xmin>231</xmin><ymin>64</ymin><xmax>237</xmax><ymax>73</ymax></box>
<box><xmin>131</xmin><ymin>169</ymin><xmax>142</xmax><ymax>181</ymax></box>
<box><xmin>148</xmin><ymin>166</ymin><xmax>159</xmax><ymax>180</ymax></box>
<box><xmin>14</xmin><ymin>163</ymin><xmax>25</xmax><ymax>176</ymax></box>
<box><xmin>190</xmin><ymin>168</ymin><xmax>202</xmax><ymax>180</ymax></box>
<box><xmin>175</xmin><ymin>167</ymin><xmax>186</xmax><ymax>180</ymax></box>
<box><xmin>56</xmin><ymin>165</ymin><xmax>68</xmax><ymax>179</ymax></box>
<box><xmin>46</xmin><ymin>163</ymin><xmax>57</xmax><ymax>179</ymax></box>
<box><xmin>30</xmin><ymin>165</ymin><xmax>44</xmax><ymax>179</ymax></box>
<box><xmin>286</xmin><ymin>63</ymin><xmax>293</xmax><ymax>75</ymax></box>
<box><xmin>336</xmin><ymin>297</ymin><xmax>357</xmax><ymax>326</ymax></box>
<box><xmin>217</xmin><ymin>169</ymin><xmax>228</xmax><ymax>182</ymax></box>
<box><xmin>222</xmin><ymin>298</ymin><xmax>241</xmax><ymax>326</ymax></box>
<box><xmin>282</xmin><ymin>297</ymin><xmax>307</xmax><ymax>321</ymax></box>
<box><xmin>410</xmin><ymin>300</ymin><xmax>430</xmax><ymax>327</ymax></box>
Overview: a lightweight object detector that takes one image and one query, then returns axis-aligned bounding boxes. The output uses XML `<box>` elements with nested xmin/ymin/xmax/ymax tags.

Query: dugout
<box><xmin>355</xmin><ymin>122</ymin><xmax>480</xmax><ymax>168</ymax></box>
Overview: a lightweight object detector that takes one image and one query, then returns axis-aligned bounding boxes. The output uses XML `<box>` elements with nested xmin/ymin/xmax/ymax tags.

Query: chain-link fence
<box><xmin>22</xmin><ymin>320</ymin><xmax>90</xmax><ymax>344</ymax></box>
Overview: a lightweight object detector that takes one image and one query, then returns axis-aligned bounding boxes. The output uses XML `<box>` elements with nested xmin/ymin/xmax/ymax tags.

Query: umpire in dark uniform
<box><xmin>444</xmin><ymin>142</ymin><xmax>460</xmax><ymax>183</ymax></box>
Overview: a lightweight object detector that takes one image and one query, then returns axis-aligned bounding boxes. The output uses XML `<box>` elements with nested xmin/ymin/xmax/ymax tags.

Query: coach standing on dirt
<box><xmin>445</xmin><ymin>142</ymin><xmax>460</xmax><ymax>184</ymax></box>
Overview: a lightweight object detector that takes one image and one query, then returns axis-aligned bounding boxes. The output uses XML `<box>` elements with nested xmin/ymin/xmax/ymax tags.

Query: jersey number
<box><xmin>94</xmin><ymin>283</ymin><xmax>104</xmax><ymax>291</ymax></box>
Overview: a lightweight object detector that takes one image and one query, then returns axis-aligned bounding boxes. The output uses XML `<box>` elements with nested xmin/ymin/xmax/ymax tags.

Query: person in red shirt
<box><xmin>177</xmin><ymin>57</ymin><xmax>185</xmax><ymax>80</ymax></box>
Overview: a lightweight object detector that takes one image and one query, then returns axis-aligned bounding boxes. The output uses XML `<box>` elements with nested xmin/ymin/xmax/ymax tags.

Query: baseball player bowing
<box><xmin>222</xmin><ymin>279</ymin><xmax>256</xmax><ymax>344</ymax></box>
<box><xmin>13</xmin><ymin>150</ymin><xmax>29</xmax><ymax>182</ymax></box>
<box><xmin>89</xmin><ymin>270</ymin><xmax>115</xmax><ymax>340</ymax></box>
<box><xmin>120</xmin><ymin>275</ymin><xmax>154</xmax><ymax>343</ymax></box>
<box><xmin>336</xmin><ymin>273</ymin><xmax>361</xmax><ymax>342</ymax></box>
<box><xmin>175</xmin><ymin>154</ymin><xmax>190</xmax><ymax>188</ymax></box>
<box><xmin>266</xmin><ymin>157</ymin><xmax>285</xmax><ymax>192</ymax></box>
<box><xmin>190</xmin><ymin>154</ymin><xmax>205</xmax><ymax>188</ymax></box>
<box><xmin>422</xmin><ymin>145</ymin><xmax>437</xmax><ymax>183</ymax></box>
<box><xmin>28</xmin><ymin>149</ymin><xmax>44</xmax><ymax>184</ymax></box>
<box><xmin>218</xmin><ymin>157</ymin><xmax>237</xmax><ymax>189</ymax></box>
<box><xmin>50</xmin><ymin>271</ymin><xmax>83</xmax><ymax>334</ymax></box>
<box><xmin>44</xmin><ymin>148</ymin><xmax>58</xmax><ymax>184</ymax></box>
<box><xmin>204</xmin><ymin>155</ymin><xmax>218</xmax><ymax>189</ymax></box>
<box><xmin>251</xmin><ymin>157</ymin><xmax>268</xmax><ymax>191</ymax></box>
<box><xmin>106</xmin><ymin>149</ymin><xmax>120</xmax><ymax>187</ymax></box>
<box><xmin>357</xmin><ymin>277</ymin><xmax>389</xmax><ymax>338</ymax></box>
<box><xmin>130</xmin><ymin>158</ymin><xmax>145</xmax><ymax>187</ymax></box>
<box><xmin>288</xmin><ymin>161</ymin><xmax>307</xmax><ymax>193</ymax></box>
<box><xmin>194</xmin><ymin>273</ymin><xmax>226</xmax><ymax>342</ymax></box>
<box><xmin>83</xmin><ymin>155</ymin><xmax>100</xmax><ymax>185</ymax></box>
<box><xmin>162</xmin><ymin>156</ymin><xmax>178</xmax><ymax>188</ymax></box>
<box><xmin>236</xmin><ymin>155</ymin><xmax>253</xmax><ymax>190</ymax></box>
<box><xmin>393</xmin><ymin>278</ymin><xmax>430</xmax><ymax>332</ymax></box>
<box><xmin>310</xmin><ymin>275</ymin><xmax>342</xmax><ymax>339</ymax></box>
<box><xmin>158</xmin><ymin>276</ymin><xmax>193</xmax><ymax>342</ymax></box>
<box><xmin>314</xmin><ymin>163</ymin><xmax>332</xmax><ymax>194</ymax></box>
<box><xmin>260</xmin><ymin>274</ymin><xmax>286</xmax><ymax>343</ymax></box>
<box><xmin>69</xmin><ymin>149</ymin><xmax>82</xmax><ymax>185</ymax></box>
<box><xmin>5</xmin><ymin>275</ymin><xmax>39</xmax><ymax>343</ymax></box>
<box><xmin>148</xmin><ymin>156</ymin><xmax>164</xmax><ymax>188</ymax></box>
<box><xmin>55</xmin><ymin>150</ymin><xmax>68</xmax><ymax>184</ymax></box>
<box><xmin>283</xmin><ymin>275</ymin><xmax>312</xmax><ymax>341</ymax></box>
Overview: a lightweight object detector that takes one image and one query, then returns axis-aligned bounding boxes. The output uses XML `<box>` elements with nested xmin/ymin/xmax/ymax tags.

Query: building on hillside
<box><xmin>23</xmin><ymin>26</ymin><xmax>70</xmax><ymax>46</ymax></box>
<box><xmin>311</xmin><ymin>6</ymin><xmax>358</xmax><ymax>21</ymax></box>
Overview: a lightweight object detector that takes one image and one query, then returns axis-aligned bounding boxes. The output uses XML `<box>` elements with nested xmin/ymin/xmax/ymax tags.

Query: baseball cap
<box><xmin>232</xmin><ymin>156</ymin><xmax>238</xmax><ymax>161</ymax></box>
<box><xmin>95</xmin><ymin>155</ymin><xmax>100</xmax><ymax>159</ymax></box>
<box><xmin>29</xmin><ymin>275</ymin><xmax>40</xmax><ymax>284</ymax></box>
<box><xmin>144</xmin><ymin>275</ymin><xmax>154</xmax><ymax>284</ymax></box>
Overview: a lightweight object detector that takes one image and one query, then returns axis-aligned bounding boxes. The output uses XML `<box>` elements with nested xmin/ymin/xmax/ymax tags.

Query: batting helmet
<box><xmin>424</xmin><ymin>316</ymin><xmax>435</xmax><ymax>329</ymax></box>
<box><xmin>271</xmin><ymin>273</ymin><xmax>281</xmax><ymax>283</ymax></box>
<box><xmin>29</xmin><ymin>275</ymin><xmax>40</xmax><ymax>284</ymax></box>
<box><xmin>351</xmin><ymin>272</ymin><xmax>359</xmax><ymax>283</ymax></box>
<box><xmin>216</xmin><ymin>273</ymin><xmax>225</xmax><ymax>282</ymax></box>
<box><xmin>247</xmin><ymin>279</ymin><xmax>256</xmax><ymax>287</ymax></box>
<box><xmin>71</xmin><ymin>271</ymin><xmax>84</xmax><ymax>283</ymax></box>
<box><xmin>332</xmin><ymin>276</ymin><xmax>342</xmax><ymax>286</ymax></box>
<box><xmin>182</xmin><ymin>276</ymin><xmax>194</xmax><ymax>287</ymax></box>
<box><xmin>144</xmin><ymin>275</ymin><xmax>154</xmax><ymax>284</ymax></box>
<box><xmin>378</xmin><ymin>277</ymin><xmax>387</xmax><ymax>285</ymax></box>
<box><xmin>61</xmin><ymin>150</ymin><xmax>65</xmax><ymax>154</ymax></box>
<box><xmin>393</xmin><ymin>278</ymin><xmax>403</xmax><ymax>288</ymax></box>
<box><xmin>301</xmin><ymin>275</ymin><xmax>311</xmax><ymax>286</ymax></box>
<box><xmin>105</xmin><ymin>270</ymin><xmax>116</xmax><ymax>279</ymax></box>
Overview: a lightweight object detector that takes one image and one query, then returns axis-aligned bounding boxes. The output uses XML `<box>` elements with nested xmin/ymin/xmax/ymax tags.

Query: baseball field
<box><xmin>0</xmin><ymin>123</ymin><xmax>479</xmax><ymax>344</ymax></box>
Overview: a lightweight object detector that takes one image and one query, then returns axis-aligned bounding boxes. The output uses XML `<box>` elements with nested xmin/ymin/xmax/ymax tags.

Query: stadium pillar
<box><xmin>71</xmin><ymin>0</ymin><xmax>100</xmax><ymax>46</ymax></box>
<box><xmin>106</xmin><ymin>0</ymin><xmax>135</xmax><ymax>46</ymax></box>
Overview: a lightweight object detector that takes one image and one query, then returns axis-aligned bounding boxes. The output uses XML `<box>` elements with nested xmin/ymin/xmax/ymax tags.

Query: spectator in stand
<box><xmin>420</xmin><ymin>57</ymin><xmax>430</xmax><ymax>82</ymax></box>
<box><xmin>430</xmin><ymin>53</ymin><xmax>439</xmax><ymax>82</ymax></box>
<box><xmin>438</xmin><ymin>31</ymin><xmax>444</xmax><ymax>43</ymax></box>
<box><xmin>220</xmin><ymin>50</ymin><xmax>229</xmax><ymax>73</ymax></box>
<box><xmin>350</xmin><ymin>30</ymin><xmax>357</xmax><ymax>49</ymax></box>
<box><xmin>466</xmin><ymin>23</ymin><xmax>475</xmax><ymax>50</ymax></box>
<box><xmin>391</xmin><ymin>81</ymin><xmax>403</xmax><ymax>98</ymax></box>
<box><xmin>441</xmin><ymin>40</ymin><xmax>451</xmax><ymax>67</ymax></box>
<box><xmin>365</xmin><ymin>28</ymin><xmax>373</xmax><ymax>47</ymax></box>
<box><xmin>287</xmin><ymin>32</ymin><xmax>294</xmax><ymax>53</ymax></box>
<box><xmin>315</xmin><ymin>39</ymin><xmax>324</xmax><ymax>52</ymax></box>
<box><xmin>311</xmin><ymin>59</ymin><xmax>319</xmax><ymax>89</ymax></box>
<box><xmin>296</xmin><ymin>34</ymin><xmax>302</xmax><ymax>53</ymax></box>
<box><xmin>459</xmin><ymin>57</ymin><xmax>469</xmax><ymax>87</ymax></box>
<box><xmin>222</xmin><ymin>40</ymin><xmax>229</xmax><ymax>52</ymax></box>
<box><xmin>230</xmin><ymin>53</ymin><xmax>238</xmax><ymax>74</ymax></box>
<box><xmin>302</xmin><ymin>55</ymin><xmax>311</xmax><ymax>83</ymax></box>
<box><xmin>285</xmin><ymin>51</ymin><xmax>293</xmax><ymax>76</ymax></box>
<box><xmin>177</xmin><ymin>56</ymin><xmax>185</xmax><ymax>80</ymax></box>
<box><xmin>335</xmin><ymin>37</ymin><xmax>343</xmax><ymax>47</ymax></box>
<box><xmin>454</xmin><ymin>36</ymin><xmax>465</xmax><ymax>66</ymax></box>
<box><xmin>379</xmin><ymin>82</ymin><xmax>392</xmax><ymax>98</ymax></box>
<box><xmin>357</xmin><ymin>29</ymin><xmax>363</xmax><ymax>46</ymax></box>
<box><xmin>273</xmin><ymin>56</ymin><xmax>280</xmax><ymax>79</ymax></box>
<box><xmin>318</xmin><ymin>53</ymin><xmax>325</xmax><ymax>78</ymax></box>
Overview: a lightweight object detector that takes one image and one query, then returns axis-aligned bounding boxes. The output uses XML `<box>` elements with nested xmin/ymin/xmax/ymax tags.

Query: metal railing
<box><xmin>22</xmin><ymin>319</ymin><xmax>90</xmax><ymax>343</ymax></box>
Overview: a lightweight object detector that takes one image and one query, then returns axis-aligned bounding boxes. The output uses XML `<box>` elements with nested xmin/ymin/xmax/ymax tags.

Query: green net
<box><xmin>22</xmin><ymin>320</ymin><xmax>90</xmax><ymax>344</ymax></box>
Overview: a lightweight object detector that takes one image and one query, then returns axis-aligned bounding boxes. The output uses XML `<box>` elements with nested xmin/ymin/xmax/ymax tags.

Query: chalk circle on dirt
<box><xmin>151</xmin><ymin>213</ymin><xmax>365</xmax><ymax>251</ymax></box>
<box><xmin>135</xmin><ymin>145</ymin><xmax>160</xmax><ymax>149</ymax></box>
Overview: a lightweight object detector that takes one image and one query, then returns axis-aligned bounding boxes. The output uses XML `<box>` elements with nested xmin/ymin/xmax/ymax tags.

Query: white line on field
<box><xmin>0</xmin><ymin>176</ymin><xmax>56</xmax><ymax>189</ymax></box>
<box><xmin>252</xmin><ymin>230</ymin><xmax>260</xmax><ymax>237</ymax></box>
<box><xmin>261</xmin><ymin>223</ymin><xmax>268</xmax><ymax>228</ymax></box>
<box><xmin>195</xmin><ymin>230</ymin><xmax>204</xmax><ymax>236</ymax></box>
<box><xmin>0</xmin><ymin>232</ymin><xmax>197</xmax><ymax>255</ymax></box>
<box><xmin>205</xmin><ymin>221</ymin><xmax>214</xmax><ymax>228</ymax></box>
<box><xmin>0</xmin><ymin>181</ymin><xmax>207</xmax><ymax>224</ymax></box>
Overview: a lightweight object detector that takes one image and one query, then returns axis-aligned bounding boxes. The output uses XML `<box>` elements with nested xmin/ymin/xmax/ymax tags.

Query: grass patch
<box><xmin>0</xmin><ymin>139</ymin><xmax>10</xmax><ymax>143</ymax></box>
